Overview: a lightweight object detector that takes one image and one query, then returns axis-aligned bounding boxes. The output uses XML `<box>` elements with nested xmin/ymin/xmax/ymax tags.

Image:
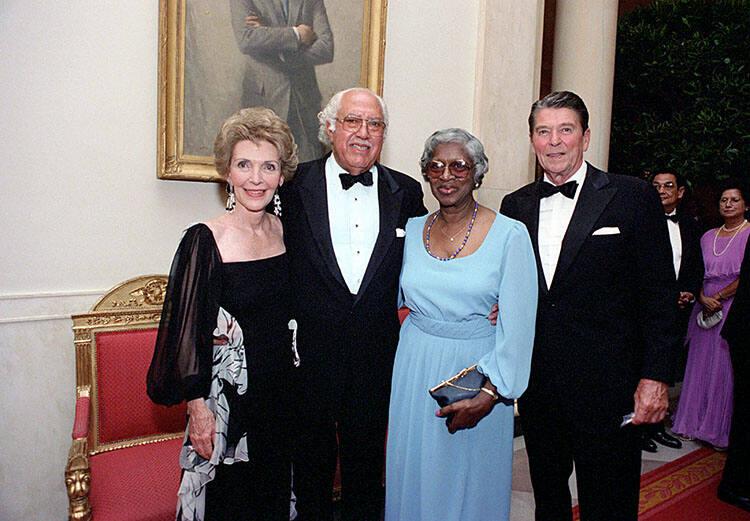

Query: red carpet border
<box><xmin>572</xmin><ymin>448</ymin><xmax>750</xmax><ymax>520</ymax></box>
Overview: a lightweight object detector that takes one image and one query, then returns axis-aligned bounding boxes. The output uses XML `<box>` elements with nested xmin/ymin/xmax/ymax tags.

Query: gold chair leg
<box><xmin>65</xmin><ymin>439</ymin><xmax>92</xmax><ymax>521</ymax></box>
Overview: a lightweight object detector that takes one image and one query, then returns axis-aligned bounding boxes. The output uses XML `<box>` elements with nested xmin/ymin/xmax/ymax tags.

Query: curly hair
<box><xmin>214</xmin><ymin>107</ymin><xmax>298</xmax><ymax>180</ymax></box>
<box><xmin>419</xmin><ymin>128</ymin><xmax>489</xmax><ymax>187</ymax></box>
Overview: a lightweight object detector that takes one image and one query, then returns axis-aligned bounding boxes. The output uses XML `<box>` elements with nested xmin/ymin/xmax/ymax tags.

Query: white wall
<box><xmin>0</xmin><ymin>3</ymin><xmax>225</xmax><ymax>520</ymax></box>
<box><xmin>0</xmin><ymin>2</ymin><xmax>486</xmax><ymax>519</ymax></box>
<box><xmin>381</xmin><ymin>0</ymin><xmax>481</xmax><ymax>211</ymax></box>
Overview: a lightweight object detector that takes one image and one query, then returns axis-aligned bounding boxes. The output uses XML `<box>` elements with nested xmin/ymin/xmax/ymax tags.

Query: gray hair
<box><xmin>317</xmin><ymin>87</ymin><xmax>389</xmax><ymax>146</ymax></box>
<box><xmin>419</xmin><ymin>128</ymin><xmax>489</xmax><ymax>186</ymax></box>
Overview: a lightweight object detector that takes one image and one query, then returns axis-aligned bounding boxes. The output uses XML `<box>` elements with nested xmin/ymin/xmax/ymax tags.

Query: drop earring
<box><xmin>225</xmin><ymin>183</ymin><xmax>236</xmax><ymax>212</ymax></box>
<box><xmin>273</xmin><ymin>191</ymin><xmax>282</xmax><ymax>216</ymax></box>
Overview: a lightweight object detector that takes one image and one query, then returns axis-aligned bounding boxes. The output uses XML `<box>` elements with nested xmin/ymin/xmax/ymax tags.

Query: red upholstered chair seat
<box><xmin>88</xmin><ymin>438</ymin><xmax>182</xmax><ymax>521</ymax></box>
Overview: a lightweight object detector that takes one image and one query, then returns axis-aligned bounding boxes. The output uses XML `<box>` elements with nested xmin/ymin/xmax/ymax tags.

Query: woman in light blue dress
<box><xmin>385</xmin><ymin>129</ymin><xmax>537</xmax><ymax>521</ymax></box>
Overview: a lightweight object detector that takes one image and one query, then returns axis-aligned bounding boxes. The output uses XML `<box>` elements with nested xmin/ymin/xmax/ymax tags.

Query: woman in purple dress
<box><xmin>673</xmin><ymin>180</ymin><xmax>749</xmax><ymax>449</ymax></box>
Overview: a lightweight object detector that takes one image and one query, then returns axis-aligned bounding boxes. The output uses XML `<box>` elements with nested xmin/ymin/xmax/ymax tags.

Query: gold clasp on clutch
<box><xmin>429</xmin><ymin>364</ymin><xmax>481</xmax><ymax>393</ymax></box>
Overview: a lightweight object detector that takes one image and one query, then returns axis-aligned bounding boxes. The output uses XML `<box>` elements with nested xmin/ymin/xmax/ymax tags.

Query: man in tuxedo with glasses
<box><xmin>639</xmin><ymin>170</ymin><xmax>704</xmax><ymax>452</ymax></box>
<box><xmin>279</xmin><ymin>87</ymin><xmax>426</xmax><ymax>521</ymax></box>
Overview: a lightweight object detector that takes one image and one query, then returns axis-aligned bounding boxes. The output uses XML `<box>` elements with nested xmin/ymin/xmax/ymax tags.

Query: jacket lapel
<box><xmin>286</xmin><ymin>0</ymin><xmax>302</xmax><ymax>23</ymax></box>
<box><xmin>263</xmin><ymin>0</ymin><xmax>286</xmax><ymax>25</ymax></box>
<box><xmin>354</xmin><ymin>164</ymin><xmax>403</xmax><ymax>304</ymax></box>
<box><xmin>552</xmin><ymin>165</ymin><xmax>616</xmax><ymax>290</ymax></box>
<box><xmin>516</xmin><ymin>181</ymin><xmax>547</xmax><ymax>295</ymax></box>
<box><xmin>298</xmin><ymin>157</ymin><xmax>348</xmax><ymax>290</ymax></box>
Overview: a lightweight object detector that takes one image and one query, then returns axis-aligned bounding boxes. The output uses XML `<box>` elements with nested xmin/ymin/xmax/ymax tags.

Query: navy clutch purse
<box><xmin>429</xmin><ymin>364</ymin><xmax>487</xmax><ymax>408</ymax></box>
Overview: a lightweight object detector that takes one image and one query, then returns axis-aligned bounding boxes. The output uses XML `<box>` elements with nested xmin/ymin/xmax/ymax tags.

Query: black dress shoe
<box><xmin>640</xmin><ymin>433</ymin><xmax>658</xmax><ymax>453</ymax></box>
<box><xmin>717</xmin><ymin>483</ymin><xmax>750</xmax><ymax>512</ymax></box>
<box><xmin>652</xmin><ymin>429</ymin><xmax>683</xmax><ymax>449</ymax></box>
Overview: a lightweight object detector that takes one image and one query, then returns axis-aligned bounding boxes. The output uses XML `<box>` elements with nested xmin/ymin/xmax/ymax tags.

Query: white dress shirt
<box><xmin>325</xmin><ymin>156</ymin><xmax>380</xmax><ymax>294</ymax></box>
<box><xmin>538</xmin><ymin>162</ymin><xmax>588</xmax><ymax>288</ymax></box>
<box><xmin>665</xmin><ymin>210</ymin><xmax>682</xmax><ymax>278</ymax></box>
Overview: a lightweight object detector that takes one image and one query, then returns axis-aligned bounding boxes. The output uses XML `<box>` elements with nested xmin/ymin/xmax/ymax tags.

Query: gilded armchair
<box><xmin>65</xmin><ymin>275</ymin><xmax>187</xmax><ymax>521</ymax></box>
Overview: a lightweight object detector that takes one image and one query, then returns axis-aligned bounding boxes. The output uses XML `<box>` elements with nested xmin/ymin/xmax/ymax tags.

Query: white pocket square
<box><xmin>395</xmin><ymin>228</ymin><xmax>406</xmax><ymax>238</ymax></box>
<box><xmin>592</xmin><ymin>226</ymin><xmax>620</xmax><ymax>236</ymax></box>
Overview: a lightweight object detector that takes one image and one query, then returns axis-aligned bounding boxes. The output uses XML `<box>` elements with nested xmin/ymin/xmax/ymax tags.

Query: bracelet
<box><xmin>717</xmin><ymin>292</ymin><xmax>724</xmax><ymax>300</ymax></box>
<box><xmin>480</xmin><ymin>387</ymin><xmax>499</xmax><ymax>401</ymax></box>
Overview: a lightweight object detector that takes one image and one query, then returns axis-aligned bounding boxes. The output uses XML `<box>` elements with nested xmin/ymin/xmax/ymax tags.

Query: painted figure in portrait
<box><xmin>230</xmin><ymin>0</ymin><xmax>333</xmax><ymax>161</ymax></box>
<box><xmin>182</xmin><ymin>0</ymin><xmax>362</xmax><ymax>165</ymax></box>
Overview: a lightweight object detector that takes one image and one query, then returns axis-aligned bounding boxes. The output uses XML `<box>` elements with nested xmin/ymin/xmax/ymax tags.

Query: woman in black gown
<box><xmin>147</xmin><ymin>107</ymin><xmax>299</xmax><ymax>520</ymax></box>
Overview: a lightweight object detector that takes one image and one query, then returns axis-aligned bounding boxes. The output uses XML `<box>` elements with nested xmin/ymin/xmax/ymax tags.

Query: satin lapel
<box><xmin>354</xmin><ymin>164</ymin><xmax>402</xmax><ymax>303</ymax></box>
<box><xmin>517</xmin><ymin>181</ymin><xmax>547</xmax><ymax>295</ymax></box>
<box><xmin>552</xmin><ymin>166</ymin><xmax>616</xmax><ymax>290</ymax></box>
<box><xmin>298</xmin><ymin>159</ymin><xmax>348</xmax><ymax>289</ymax></box>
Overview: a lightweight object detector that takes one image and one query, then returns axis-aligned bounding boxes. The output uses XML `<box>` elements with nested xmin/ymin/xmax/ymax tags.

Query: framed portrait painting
<box><xmin>158</xmin><ymin>0</ymin><xmax>388</xmax><ymax>181</ymax></box>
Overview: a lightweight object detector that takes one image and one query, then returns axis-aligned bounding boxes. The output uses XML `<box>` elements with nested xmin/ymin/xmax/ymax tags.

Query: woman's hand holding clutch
<box><xmin>436</xmin><ymin>382</ymin><xmax>498</xmax><ymax>434</ymax></box>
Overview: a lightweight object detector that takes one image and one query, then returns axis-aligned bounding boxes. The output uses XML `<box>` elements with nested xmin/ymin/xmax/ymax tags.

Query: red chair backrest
<box><xmin>94</xmin><ymin>328</ymin><xmax>186</xmax><ymax>445</ymax></box>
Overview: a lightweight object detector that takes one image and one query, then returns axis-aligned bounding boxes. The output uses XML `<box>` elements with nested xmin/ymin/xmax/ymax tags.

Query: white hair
<box><xmin>317</xmin><ymin>87</ymin><xmax>389</xmax><ymax>146</ymax></box>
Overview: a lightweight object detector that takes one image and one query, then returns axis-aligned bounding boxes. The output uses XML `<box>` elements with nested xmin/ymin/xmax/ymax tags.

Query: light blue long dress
<box><xmin>385</xmin><ymin>211</ymin><xmax>538</xmax><ymax>521</ymax></box>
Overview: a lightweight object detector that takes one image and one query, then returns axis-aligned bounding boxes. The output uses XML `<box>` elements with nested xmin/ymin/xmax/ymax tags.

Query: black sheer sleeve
<box><xmin>147</xmin><ymin>224</ymin><xmax>222</xmax><ymax>406</ymax></box>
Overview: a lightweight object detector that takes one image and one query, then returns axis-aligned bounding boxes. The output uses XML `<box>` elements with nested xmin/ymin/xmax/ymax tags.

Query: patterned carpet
<box><xmin>572</xmin><ymin>447</ymin><xmax>750</xmax><ymax>520</ymax></box>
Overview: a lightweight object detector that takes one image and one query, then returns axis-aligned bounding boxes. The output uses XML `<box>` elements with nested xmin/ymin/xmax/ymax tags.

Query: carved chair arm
<box><xmin>66</xmin><ymin>394</ymin><xmax>92</xmax><ymax>521</ymax></box>
<box><xmin>72</xmin><ymin>395</ymin><xmax>90</xmax><ymax>440</ymax></box>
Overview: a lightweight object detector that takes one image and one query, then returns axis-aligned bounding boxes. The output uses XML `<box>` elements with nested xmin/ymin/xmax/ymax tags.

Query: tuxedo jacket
<box><xmin>500</xmin><ymin>164</ymin><xmax>679</xmax><ymax>418</ymax></box>
<box><xmin>279</xmin><ymin>156</ymin><xmax>426</xmax><ymax>404</ymax></box>
<box><xmin>675</xmin><ymin>214</ymin><xmax>704</xmax><ymax>297</ymax></box>
<box><xmin>722</xmin><ymin>238</ymin><xmax>750</xmax><ymax>350</ymax></box>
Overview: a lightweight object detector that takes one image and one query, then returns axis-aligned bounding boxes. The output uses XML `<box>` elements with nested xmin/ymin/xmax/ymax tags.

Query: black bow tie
<box><xmin>539</xmin><ymin>180</ymin><xmax>578</xmax><ymax>199</ymax></box>
<box><xmin>339</xmin><ymin>171</ymin><xmax>373</xmax><ymax>190</ymax></box>
<box><xmin>665</xmin><ymin>214</ymin><xmax>679</xmax><ymax>223</ymax></box>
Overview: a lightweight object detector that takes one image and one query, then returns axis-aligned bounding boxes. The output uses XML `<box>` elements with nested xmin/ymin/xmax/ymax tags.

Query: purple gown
<box><xmin>672</xmin><ymin>226</ymin><xmax>750</xmax><ymax>448</ymax></box>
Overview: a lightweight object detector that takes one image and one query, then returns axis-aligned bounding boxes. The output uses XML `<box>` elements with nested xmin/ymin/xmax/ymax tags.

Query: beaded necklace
<box><xmin>712</xmin><ymin>219</ymin><xmax>748</xmax><ymax>257</ymax></box>
<box><xmin>425</xmin><ymin>201</ymin><xmax>479</xmax><ymax>261</ymax></box>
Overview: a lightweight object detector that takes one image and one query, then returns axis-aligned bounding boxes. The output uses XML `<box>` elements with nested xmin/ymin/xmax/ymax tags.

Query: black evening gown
<box><xmin>147</xmin><ymin>223</ymin><xmax>296</xmax><ymax>521</ymax></box>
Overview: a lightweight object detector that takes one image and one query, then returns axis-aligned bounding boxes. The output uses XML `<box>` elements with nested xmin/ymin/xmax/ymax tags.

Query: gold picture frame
<box><xmin>158</xmin><ymin>0</ymin><xmax>389</xmax><ymax>182</ymax></box>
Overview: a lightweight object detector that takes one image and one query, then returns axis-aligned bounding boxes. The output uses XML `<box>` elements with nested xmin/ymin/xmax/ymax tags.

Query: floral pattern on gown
<box><xmin>177</xmin><ymin>306</ymin><xmax>249</xmax><ymax>521</ymax></box>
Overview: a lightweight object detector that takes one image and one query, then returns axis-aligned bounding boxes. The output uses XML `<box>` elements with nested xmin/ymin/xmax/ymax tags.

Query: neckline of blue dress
<box><xmin>419</xmin><ymin>209</ymin><xmax>499</xmax><ymax>262</ymax></box>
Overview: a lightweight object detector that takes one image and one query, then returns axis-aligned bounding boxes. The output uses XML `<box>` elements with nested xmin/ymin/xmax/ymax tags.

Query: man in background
<box><xmin>718</xmin><ymin>237</ymin><xmax>750</xmax><ymax>512</ymax></box>
<box><xmin>639</xmin><ymin>170</ymin><xmax>704</xmax><ymax>452</ymax></box>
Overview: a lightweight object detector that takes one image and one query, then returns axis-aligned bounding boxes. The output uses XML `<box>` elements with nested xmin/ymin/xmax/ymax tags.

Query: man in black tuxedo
<box><xmin>500</xmin><ymin>91</ymin><xmax>678</xmax><ymax>521</ymax></box>
<box><xmin>718</xmin><ymin>238</ymin><xmax>750</xmax><ymax>512</ymax></box>
<box><xmin>279</xmin><ymin>87</ymin><xmax>426</xmax><ymax>521</ymax></box>
<box><xmin>640</xmin><ymin>170</ymin><xmax>704</xmax><ymax>451</ymax></box>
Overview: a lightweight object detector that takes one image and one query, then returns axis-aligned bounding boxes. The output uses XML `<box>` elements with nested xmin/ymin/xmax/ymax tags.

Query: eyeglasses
<box><xmin>652</xmin><ymin>181</ymin><xmax>676</xmax><ymax>191</ymax></box>
<box><xmin>424</xmin><ymin>159</ymin><xmax>474</xmax><ymax>179</ymax></box>
<box><xmin>336</xmin><ymin>116</ymin><xmax>387</xmax><ymax>135</ymax></box>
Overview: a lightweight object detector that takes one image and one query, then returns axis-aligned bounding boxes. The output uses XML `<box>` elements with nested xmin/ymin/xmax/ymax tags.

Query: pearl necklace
<box><xmin>712</xmin><ymin>219</ymin><xmax>747</xmax><ymax>257</ymax></box>
<box><xmin>425</xmin><ymin>201</ymin><xmax>479</xmax><ymax>261</ymax></box>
